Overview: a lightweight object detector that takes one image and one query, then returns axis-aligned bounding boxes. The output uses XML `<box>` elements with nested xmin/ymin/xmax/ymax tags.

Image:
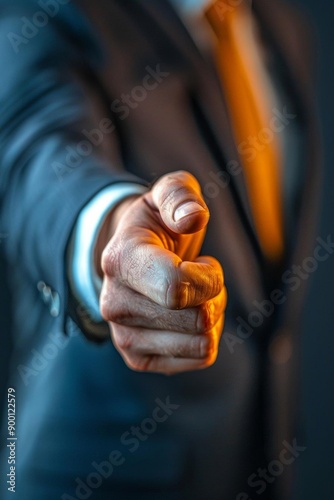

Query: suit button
<box><xmin>37</xmin><ymin>281</ymin><xmax>60</xmax><ymax>318</ymax></box>
<box><xmin>269</xmin><ymin>331</ymin><xmax>293</xmax><ymax>365</ymax></box>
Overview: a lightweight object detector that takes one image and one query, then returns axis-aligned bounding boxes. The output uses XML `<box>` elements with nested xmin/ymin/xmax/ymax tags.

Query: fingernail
<box><xmin>174</xmin><ymin>201</ymin><xmax>206</xmax><ymax>222</ymax></box>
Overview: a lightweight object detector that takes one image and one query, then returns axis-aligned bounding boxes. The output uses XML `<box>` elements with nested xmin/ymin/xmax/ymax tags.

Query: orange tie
<box><xmin>205</xmin><ymin>0</ymin><xmax>284</xmax><ymax>261</ymax></box>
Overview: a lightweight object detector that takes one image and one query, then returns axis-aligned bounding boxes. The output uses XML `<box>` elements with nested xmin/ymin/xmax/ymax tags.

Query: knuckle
<box><xmin>196</xmin><ymin>300</ymin><xmax>217</xmax><ymax>333</ymax></box>
<box><xmin>100</xmin><ymin>294</ymin><xmax>115</xmax><ymax>323</ymax></box>
<box><xmin>100</xmin><ymin>288</ymin><xmax>113</xmax><ymax>322</ymax></box>
<box><xmin>100</xmin><ymin>278</ymin><xmax>130</xmax><ymax>325</ymax></box>
<box><xmin>114</xmin><ymin>329</ymin><xmax>135</xmax><ymax>351</ymax></box>
<box><xmin>101</xmin><ymin>241</ymin><xmax>121</xmax><ymax>277</ymax></box>
<box><xmin>110</xmin><ymin>307</ymin><xmax>128</xmax><ymax>325</ymax></box>
<box><xmin>131</xmin><ymin>355</ymin><xmax>159</xmax><ymax>373</ymax></box>
<box><xmin>194</xmin><ymin>285</ymin><xmax>227</xmax><ymax>332</ymax></box>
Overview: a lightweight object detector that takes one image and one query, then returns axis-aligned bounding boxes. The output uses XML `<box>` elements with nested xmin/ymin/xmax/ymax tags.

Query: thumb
<box><xmin>145</xmin><ymin>170</ymin><xmax>210</xmax><ymax>234</ymax></box>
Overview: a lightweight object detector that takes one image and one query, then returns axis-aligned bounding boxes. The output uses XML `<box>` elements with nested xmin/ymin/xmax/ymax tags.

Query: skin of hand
<box><xmin>96</xmin><ymin>171</ymin><xmax>227</xmax><ymax>375</ymax></box>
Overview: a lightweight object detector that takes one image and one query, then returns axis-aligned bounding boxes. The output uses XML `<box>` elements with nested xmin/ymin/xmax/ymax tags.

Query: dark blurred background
<box><xmin>287</xmin><ymin>0</ymin><xmax>334</xmax><ymax>498</ymax></box>
<box><xmin>1</xmin><ymin>1</ymin><xmax>333</xmax><ymax>498</ymax></box>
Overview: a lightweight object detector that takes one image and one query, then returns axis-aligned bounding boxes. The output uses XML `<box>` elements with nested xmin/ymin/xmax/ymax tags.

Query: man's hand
<box><xmin>99</xmin><ymin>171</ymin><xmax>227</xmax><ymax>375</ymax></box>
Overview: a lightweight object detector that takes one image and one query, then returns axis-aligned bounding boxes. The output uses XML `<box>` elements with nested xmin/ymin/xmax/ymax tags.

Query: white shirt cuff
<box><xmin>69</xmin><ymin>183</ymin><xmax>147</xmax><ymax>322</ymax></box>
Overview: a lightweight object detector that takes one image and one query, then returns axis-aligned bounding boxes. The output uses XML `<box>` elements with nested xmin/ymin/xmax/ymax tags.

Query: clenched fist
<box><xmin>98</xmin><ymin>171</ymin><xmax>227</xmax><ymax>375</ymax></box>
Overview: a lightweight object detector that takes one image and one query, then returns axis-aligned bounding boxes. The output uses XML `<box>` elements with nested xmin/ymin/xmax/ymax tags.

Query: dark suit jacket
<box><xmin>0</xmin><ymin>0</ymin><xmax>321</xmax><ymax>499</ymax></box>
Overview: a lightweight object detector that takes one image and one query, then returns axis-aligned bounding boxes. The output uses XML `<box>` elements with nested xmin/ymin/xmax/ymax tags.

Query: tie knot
<box><xmin>205</xmin><ymin>0</ymin><xmax>251</xmax><ymax>36</ymax></box>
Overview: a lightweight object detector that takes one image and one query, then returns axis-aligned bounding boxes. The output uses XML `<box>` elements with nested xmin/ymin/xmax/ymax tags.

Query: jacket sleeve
<box><xmin>0</xmin><ymin>0</ymin><xmax>144</xmax><ymax>335</ymax></box>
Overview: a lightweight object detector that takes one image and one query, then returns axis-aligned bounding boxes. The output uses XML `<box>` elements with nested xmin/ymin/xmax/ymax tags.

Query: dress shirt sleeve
<box><xmin>68</xmin><ymin>183</ymin><xmax>147</xmax><ymax>323</ymax></box>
